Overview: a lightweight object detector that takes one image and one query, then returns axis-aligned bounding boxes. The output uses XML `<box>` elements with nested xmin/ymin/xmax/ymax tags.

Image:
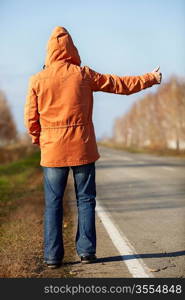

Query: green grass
<box><xmin>0</xmin><ymin>149</ymin><xmax>78</xmax><ymax>278</ymax></box>
<box><xmin>0</xmin><ymin>151</ymin><xmax>40</xmax><ymax>176</ymax></box>
<box><xmin>0</xmin><ymin>150</ymin><xmax>41</xmax><ymax>219</ymax></box>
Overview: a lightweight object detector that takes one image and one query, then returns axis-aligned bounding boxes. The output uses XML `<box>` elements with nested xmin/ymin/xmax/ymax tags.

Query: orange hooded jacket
<box><xmin>24</xmin><ymin>26</ymin><xmax>158</xmax><ymax>167</ymax></box>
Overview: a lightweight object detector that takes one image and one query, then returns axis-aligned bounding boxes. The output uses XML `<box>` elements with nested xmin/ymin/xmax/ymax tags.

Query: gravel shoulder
<box><xmin>67</xmin><ymin>173</ymin><xmax>131</xmax><ymax>278</ymax></box>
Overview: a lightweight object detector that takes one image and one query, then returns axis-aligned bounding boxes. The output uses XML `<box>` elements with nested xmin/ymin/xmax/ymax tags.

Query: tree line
<box><xmin>0</xmin><ymin>90</ymin><xmax>17</xmax><ymax>146</ymax></box>
<box><xmin>113</xmin><ymin>76</ymin><xmax>185</xmax><ymax>151</ymax></box>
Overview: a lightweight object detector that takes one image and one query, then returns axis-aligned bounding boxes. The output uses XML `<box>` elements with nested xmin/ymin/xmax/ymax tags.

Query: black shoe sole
<box><xmin>47</xmin><ymin>263</ymin><xmax>62</xmax><ymax>269</ymax></box>
<box><xmin>81</xmin><ymin>260</ymin><xmax>96</xmax><ymax>264</ymax></box>
<box><xmin>80</xmin><ymin>255</ymin><xmax>97</xmax><ymax>264</ymax></box>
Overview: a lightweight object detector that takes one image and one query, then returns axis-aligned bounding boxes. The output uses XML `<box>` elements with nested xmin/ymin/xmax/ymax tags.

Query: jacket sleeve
<box><xmin>24</xmin><ymin>77</ymin><xmax>41</xmax><ymax>145</ymax></box>
<box><xmin>84</xmin><ymin>66</ymin><xmax>158</xmax><ymax>95</ymax></box>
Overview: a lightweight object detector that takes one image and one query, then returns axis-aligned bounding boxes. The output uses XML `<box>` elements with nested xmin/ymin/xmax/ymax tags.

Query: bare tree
<box><xmin>0</xmin><ymin>90</ymin><xmax>17</xmax><ymax>145</ymax></box>
<box><xmin>113</xmin><ymin>76</ymin><xmax>185</xmax><ymax>151</ymax></box>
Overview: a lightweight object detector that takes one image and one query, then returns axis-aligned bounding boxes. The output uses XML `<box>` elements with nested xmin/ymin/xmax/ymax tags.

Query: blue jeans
<box><xmin>42</xmin><ymin>162</ymin><xmax>96</xmax><ymax>264</ymax></box>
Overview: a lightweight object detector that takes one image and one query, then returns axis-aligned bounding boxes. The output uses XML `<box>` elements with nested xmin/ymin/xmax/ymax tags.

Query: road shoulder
<box><xmin>66</xmin><ymin>173</ymin><xmax>132</xmax><ymax>278</ymax></box>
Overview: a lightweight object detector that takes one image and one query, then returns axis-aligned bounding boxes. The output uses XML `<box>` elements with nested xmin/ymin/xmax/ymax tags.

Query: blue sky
<box><xmin>0</xmin><ymin>0</ymin><xmax>185</xmax><ymax>139</ymax></box>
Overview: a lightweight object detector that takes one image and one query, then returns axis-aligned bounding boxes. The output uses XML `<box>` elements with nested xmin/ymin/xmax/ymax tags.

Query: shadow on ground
<box><xmin>64</xmin><ymin>250</ymin><xmax>185</xmax><ymax>265</ymax></box>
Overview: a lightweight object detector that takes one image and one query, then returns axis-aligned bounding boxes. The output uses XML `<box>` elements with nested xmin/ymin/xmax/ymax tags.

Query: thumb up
<box><xmin>152</xmin><ymin>66</ymin><xmax>162</xmax><ymax>84</ymax></box>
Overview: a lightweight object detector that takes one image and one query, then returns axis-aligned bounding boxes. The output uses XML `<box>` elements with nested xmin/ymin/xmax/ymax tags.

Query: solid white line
<box><xmin>104</xmin><ymin>153</ymin><xmax>133</xmax><ymax>161</ymax></box>
<box><xmin>117</xmin><ymin>156</ymin><xmax>133</xmax><ymax>161</ymax></box>
<box><xmin>122</xmin><ymin>156</ymin><xmax>133</xmax><ymax>161</ymax></box>
<box><xmin>162</xmin><ymin>167</ymin><xmax>174</xmax><ymax>171</ymax></box>
<box><xmin>96</xmin><ymin>201</ymin><xmax>154</xmax><ymax>278</ymax></box>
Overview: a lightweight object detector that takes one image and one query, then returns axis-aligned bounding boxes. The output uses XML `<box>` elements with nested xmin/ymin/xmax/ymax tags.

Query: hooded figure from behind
<box><xmin>24</xmin><ymin>26</ymin><xmax>158</xmax><ymax>167</ymax></box>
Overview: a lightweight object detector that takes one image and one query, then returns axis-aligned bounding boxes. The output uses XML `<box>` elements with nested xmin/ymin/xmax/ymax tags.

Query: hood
<box><xmin>45</xmin><ymin>26</ymin><xmax>81</xmax><ymax>67</ymax></box>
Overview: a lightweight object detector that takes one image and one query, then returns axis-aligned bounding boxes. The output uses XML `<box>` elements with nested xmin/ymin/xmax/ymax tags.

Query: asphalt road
<box><xmin>95</xmin><ymin>145</ymin><xmax>185</xmax><ymax>278</ymax></box>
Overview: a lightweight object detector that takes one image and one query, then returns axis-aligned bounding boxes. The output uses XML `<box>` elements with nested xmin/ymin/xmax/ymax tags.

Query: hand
<box><xmin>32</xmin><ymin>141</ymin><xmax>40</xmax><ymax>147</ymax></box>
<box><xmin>152</xmin><ymin>66</ymin><xmax>162</xmax><ymax>84</ymax></box>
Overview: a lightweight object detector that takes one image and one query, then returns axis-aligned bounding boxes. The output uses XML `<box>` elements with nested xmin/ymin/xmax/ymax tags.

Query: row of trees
<box><xmin>0</xmin><ymin>90</ymin><xmax>18</xmax><ymax>146</ymax></box>
<box><xmin>113</xmin><ymin>76</ymin><xmax>185</xmax><ymax>150</ymax></box>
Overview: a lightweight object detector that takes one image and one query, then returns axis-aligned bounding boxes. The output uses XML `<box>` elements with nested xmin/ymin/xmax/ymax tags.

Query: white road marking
<box><xmin>122</xmin><ymin>156</ymin><xmax>133</xmax><ymax>161</ymax></box>
<box><xmin>115</xmin><ymin>156</ymin><xmax>133</xmax><ymax>161</ymax></box>
<box><xmin>105</xmin><ymin>153</ymin><xmax>133</xmax><ymax>161</ymax></box>
<box><xmin>162</xmin><ymin>167</ymin><xmax>174</xmax><ymax>171</ymax></box>
<box><xmin>96</xmin><ymin>201</ymin><xmax>154</xmax><ymax>278</ymax></box>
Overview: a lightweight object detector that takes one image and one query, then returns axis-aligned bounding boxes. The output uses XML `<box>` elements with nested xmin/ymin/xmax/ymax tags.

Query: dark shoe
<box><xmin>80</xmin><ymin>254</ymin><xmax>97</xmax><ymax>264</ymax></box>
<box><xmin>46</xmin><ymin>262</ymin><xmax>62</xmax><ymax>269</ymax></box>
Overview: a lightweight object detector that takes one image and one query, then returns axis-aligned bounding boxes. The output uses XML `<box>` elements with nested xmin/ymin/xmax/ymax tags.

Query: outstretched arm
<box><xmin>84</xmin><ymin>66</ymin><xmax>162</xmax><ymax>94</ymax></box>
<box><xmin>24</xmin><ymin>77</ymin><xmax>41</xmax><ymax>145</ymax></box>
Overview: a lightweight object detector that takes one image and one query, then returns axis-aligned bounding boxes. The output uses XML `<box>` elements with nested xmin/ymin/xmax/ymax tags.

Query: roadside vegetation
<box><xmin>0</xmin><ymin>89</ymin><xmax>76</xmax><ymax>278</ymax></box>
<box><xmin>98</xmin><ymin>141</ymin><xmax>185</xmax><ymax>158</ymax></box>
<box><xmin>0</xmin><ymin>90</ymin><xmax>17</xmax><ymax>146</ymax></box>
<box><xmin>0</xmin><ymin>150</ymin><xmax>75</xmax><ymax>278</ymax></box>
<box><xmin>103</xmin><ymin>76</ymin><xmax>185</xmax><ymax>157</ymax></box>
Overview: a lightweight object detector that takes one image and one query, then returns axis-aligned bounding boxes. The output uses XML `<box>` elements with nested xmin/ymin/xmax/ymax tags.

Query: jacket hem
<box><xmin>40</xmin><ymin>155</ymin><xmax>100</xmax><ymax>167</ymax></box>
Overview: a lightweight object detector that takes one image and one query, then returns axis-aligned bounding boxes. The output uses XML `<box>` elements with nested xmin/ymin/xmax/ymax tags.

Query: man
<box><xmin>24</xmin><ymin>26</ymin><xmax>162</xmax><ymax>269</ymax></box>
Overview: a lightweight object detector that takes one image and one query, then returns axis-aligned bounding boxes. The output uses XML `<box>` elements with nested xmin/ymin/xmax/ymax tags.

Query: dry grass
<box><xmin>0</xmin><ymin>152</ymin><xmax>76</xmax><ymax>278</ymax></box>
<box><xmin>98</xmin><ymin>141</ymin><xmax>185</xmax><ymax>158</ymax></box>
<box><xmin>0</xmin><ymin>143</ymin><xmax>37</xmax><ymax>165</ymax></box>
